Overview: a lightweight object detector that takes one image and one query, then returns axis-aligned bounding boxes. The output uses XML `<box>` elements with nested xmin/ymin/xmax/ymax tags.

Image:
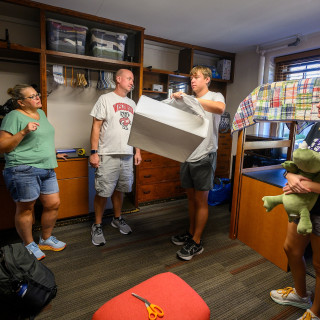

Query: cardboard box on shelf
<box><xmin>128</xmin><ymin>95</ymin><xmax>209</xmax><ymax>162</ymax></box>
<box><xmin>217</xmin><ymin>59</ymin><xmax>231</xmax><ymax>80</ymax></box>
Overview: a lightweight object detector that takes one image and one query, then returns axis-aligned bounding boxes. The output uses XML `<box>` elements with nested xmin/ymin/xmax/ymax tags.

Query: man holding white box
<box><xmin>171</xmin><ymin>65</ymin><xmax>226</xmax><ymax>260</ymax></box>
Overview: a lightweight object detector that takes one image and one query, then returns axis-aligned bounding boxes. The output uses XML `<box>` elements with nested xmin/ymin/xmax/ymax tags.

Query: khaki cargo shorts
<box><xmin>95</xmin><ymin>155</ymin><xmax>134</xmax><ymax>198</ymax></box>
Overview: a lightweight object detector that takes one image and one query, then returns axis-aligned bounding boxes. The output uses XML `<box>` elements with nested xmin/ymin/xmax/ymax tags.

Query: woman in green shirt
<box><xmin>0</xmin><ymin>84</ymin><xmax>66</xmax><ymax>260</ymax></box>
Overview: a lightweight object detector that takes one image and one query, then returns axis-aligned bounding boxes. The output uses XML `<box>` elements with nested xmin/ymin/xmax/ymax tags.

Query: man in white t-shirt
<box><xmin>89</xmin><ymin>69</ymin><xmax>141</xmax><ymax>246</ymax></box>
<box><xmin>171</xmin><ymin>66</ymin><xmax>226</xmax><ymax>260</ymax></box>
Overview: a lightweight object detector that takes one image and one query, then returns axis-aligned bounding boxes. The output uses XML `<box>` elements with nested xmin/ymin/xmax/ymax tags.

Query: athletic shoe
<box><xmin>25</xmin><ymin>242</ymin><xmax>45</xmax><ymax>260</ymax></box>
<box><xmin>111</xmin><ymin>216</ymin><xmax>132</xmax><ymax>235</ymax></box>
<box><xmin>176</xmin><ymin>239</ymin><xmax>204</xmax><ymax>261</ymax></box>
<box><xmin>38</xmin><ymin>236</ymin><xmax>66</xmax><ymax>251</ymax></box>
<box><xmin>297</xmin><ymin>309</ymin><xmax>320</xmax><ymax>320</ymax></box>
<box><xmin>171</xmin><ymin>231</ymin><xmax>192</xmax><ymax>245</ymax></box>
<box><xmin>270</xmin><ymin>287</ymin><xmax>312</xmax><ymax>309</ymax></box>
<box><xmin>91</xmin><ymin>224</ymin><xmax>106</xmax><ymax>246</ymax></box>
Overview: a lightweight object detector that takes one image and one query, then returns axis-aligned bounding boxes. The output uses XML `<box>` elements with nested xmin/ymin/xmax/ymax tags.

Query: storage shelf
<box><xmin>143</xmin><ymin>67</ymin><xmax>189</xmax><ymax>77</ymax></box>
<box><xmin>0</xmin><ymin>45</ymin><xmax>41</xmax><ymax>63</ymax></box>
<box><xmin>46</xmin><ymin>50</ymin><xmax>141</xmax><ymax>70</ymax></box>
<box><xmin>142</xmin><ymin>90</ymin><xmax>168</xmax><ymax>94</ymax></box>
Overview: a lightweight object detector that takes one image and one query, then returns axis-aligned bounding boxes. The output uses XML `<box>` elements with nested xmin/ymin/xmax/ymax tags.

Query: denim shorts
<box><xmin>3</xmin><ymin>165</ymin><xmax>59</xmax><ymax>202</ymax></box>
<box><xmin>180</xmin><ymin>152</ymin><xmax>217</xmax><ymax>191</ymax></box>
<box><xmin>95</xmin><ymin>155</ymin><xmax>133</xmax><ymax>198</ymax></box>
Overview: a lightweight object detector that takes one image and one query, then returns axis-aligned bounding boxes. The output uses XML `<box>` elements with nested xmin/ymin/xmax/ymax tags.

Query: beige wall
<box><xmin>0</xmin><ymin>61</ymin><xmax>40</xmax><ymax>105</ymax></box>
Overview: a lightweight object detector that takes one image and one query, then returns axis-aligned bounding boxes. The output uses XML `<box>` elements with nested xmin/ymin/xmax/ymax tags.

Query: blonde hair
<box><xmin>7</xmin><ymin>84</ymin><xmax>33</xmax><ymax>108</ymax></box>
<box><xmin>190</xmin><ymin>66</ymin><xmax>212</xmax><ymax>87</ymax></box>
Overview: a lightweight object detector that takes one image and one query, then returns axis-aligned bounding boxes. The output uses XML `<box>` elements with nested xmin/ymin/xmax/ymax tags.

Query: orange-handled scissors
<box><xmin>132</xmin><ymin>293</ymin><xmax>164</xmax><ymax>320</ymax></box>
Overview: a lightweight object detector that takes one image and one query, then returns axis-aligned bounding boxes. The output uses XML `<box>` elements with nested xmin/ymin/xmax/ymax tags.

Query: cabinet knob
<box><xmin>143</xmin><ymin>190</ymin><xmax>151</xmax><ymax>194</ymax></box>
<box><xmin>144</xmin><ymin>175</ymin><xmax>152</xmax><ymax>178</ymax></box>
<box><xmin>144</xmin><ymin>159</ymin><xmax>152</xmax><ymax>162</ymax></box>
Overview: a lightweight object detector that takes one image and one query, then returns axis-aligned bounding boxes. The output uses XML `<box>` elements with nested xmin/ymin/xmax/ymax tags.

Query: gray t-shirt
<box><xmin>187</xmin><ymin>91</ymin><xmax>225</xmax><ymax>162</ymax></box>
<box><xmin>90</xmin><ymin>91</ymin><xmax>136</xmax><ymax>155</ymax></box>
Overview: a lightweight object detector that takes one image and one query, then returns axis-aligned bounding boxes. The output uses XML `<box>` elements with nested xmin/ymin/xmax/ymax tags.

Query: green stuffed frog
<box><xmin>262</xmin><ymin>141</ymin><xmax>320</xmax><ymax>235</ymax></box>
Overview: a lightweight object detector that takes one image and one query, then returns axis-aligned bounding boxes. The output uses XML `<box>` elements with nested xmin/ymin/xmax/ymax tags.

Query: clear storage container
<box><xmin>90</xmin><ymin>28</ymin><xmax>127</xmax><ymax>60</ymax></box>
<box><xmin>47</xmin><ymin>18</ymin><xmax>88</xmax><ymax>55</ymax></box>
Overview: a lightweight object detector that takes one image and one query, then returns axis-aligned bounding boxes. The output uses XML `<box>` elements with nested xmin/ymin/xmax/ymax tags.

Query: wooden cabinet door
<box><xmin>57</xmin><ymin>177</ymin><xmax>89</xmax><ymax>219</ymax></box>
<box><xmin>237</xmin><ymin>176</ymin><xmax>288</xmax><ymax>271</ymax></box>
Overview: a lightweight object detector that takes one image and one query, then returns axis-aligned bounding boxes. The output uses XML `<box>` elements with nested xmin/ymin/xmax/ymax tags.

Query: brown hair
<box><xmin>7</xmin><ymin>84</ymin><xmax>32</xmax><ymax>108</ymax></box>
<box><xmin>190</xmin><ymin>66</ymin><xmax>212</xmax><ymax>87</ymax></box>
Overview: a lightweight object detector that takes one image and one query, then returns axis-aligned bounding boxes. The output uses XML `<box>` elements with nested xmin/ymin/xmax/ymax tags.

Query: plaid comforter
<box><xmin>231</xmin><ymin>78</ymin><xmax>320</xmax><ymax>134</ymax></box>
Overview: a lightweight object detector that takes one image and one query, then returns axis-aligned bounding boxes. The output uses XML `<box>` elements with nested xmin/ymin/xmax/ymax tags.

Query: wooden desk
<box><xmin>55</xmin><ymin>157</ymin><xmax>89</xmax><ymax>219</ymax></box>
<box><xmin>237</xmin><ymin>169</ymin><xmax>289</xmax><ymax>271</ymax></box>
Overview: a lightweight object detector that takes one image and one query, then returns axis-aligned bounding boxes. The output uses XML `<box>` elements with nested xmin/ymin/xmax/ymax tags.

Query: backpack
<box><xmin>0</xmin><ymin>243</ymin><xmax>57</xmax><ymax>319</ymax></box>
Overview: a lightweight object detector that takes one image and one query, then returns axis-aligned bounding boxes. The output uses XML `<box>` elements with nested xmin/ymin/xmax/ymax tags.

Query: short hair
<box><xmin>7</xmin><ymin>84</ymin><xmax>33</xmax><ymax>108</ymax></box>
<box><xmin>190</xmin><ymin>66</ymin><xmax>212</xmax><ymax>87</ymax></box>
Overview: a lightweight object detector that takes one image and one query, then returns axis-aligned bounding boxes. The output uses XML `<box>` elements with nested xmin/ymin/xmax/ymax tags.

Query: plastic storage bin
<box><xmin>90</xmin><ymin>28</ymin><xmax>127</xmax><ymax>60</ymax></box>
<box><xmin>47</xmin><ymin>18</ymin><xmax>88</xmax><ymax>55</ymax></box>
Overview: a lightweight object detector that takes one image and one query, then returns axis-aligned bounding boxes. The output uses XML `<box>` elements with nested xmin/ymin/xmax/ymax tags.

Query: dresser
<box><xmin>135</xmin><ymin>131</ymin><xmax>232</xmax><ymax>205</ymax></box>
<box><xmin>136</xmin><ymin>151</ymin><xmax>185</xmax><ymax>204</ymax></box>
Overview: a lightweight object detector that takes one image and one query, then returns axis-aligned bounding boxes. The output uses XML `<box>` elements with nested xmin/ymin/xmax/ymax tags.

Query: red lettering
<box><xmin>113</xmin><ymin>103</ymin><xmax>134</xmax><ymax>114</ymax></box>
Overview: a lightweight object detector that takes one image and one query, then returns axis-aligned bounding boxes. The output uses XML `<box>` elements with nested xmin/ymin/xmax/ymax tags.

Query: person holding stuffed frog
<box><xmin>270</xmin><ymin>102</ymin><xmax>320</xmax><ymax>320</ymax></box>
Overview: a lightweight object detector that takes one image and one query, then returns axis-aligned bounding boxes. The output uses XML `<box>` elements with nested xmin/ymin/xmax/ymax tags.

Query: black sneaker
<box><xmin>176</xmin><ymin>239</ymin><xmax>204</xmax><ymax>260</ymax></box>
<box><xmin>171</xmin><ymin>231</ymin><xmax>192</xmax><ymax>245</ymax></box>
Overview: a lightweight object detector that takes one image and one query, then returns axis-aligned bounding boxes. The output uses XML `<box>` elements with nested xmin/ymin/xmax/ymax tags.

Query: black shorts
<box><xmin>180</xmin><ymin>152</ymin><xmax>217</xmax><ymax>191</ymax></box>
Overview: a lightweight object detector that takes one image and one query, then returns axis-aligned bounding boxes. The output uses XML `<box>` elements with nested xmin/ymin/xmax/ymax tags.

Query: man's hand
<box><xmin>90</xmin><ymin>153</ymin><xmax>100</xmax><ymax>168</ymax></box>
<box><xmin>134</xmin><ymin>150</ymin><xmax>142</xmax><ymax>166</ymax></box>
<box><xmin>171</xmin><ymin>91</ymin><xmax>186</xmax><ymax>99</ymax></box>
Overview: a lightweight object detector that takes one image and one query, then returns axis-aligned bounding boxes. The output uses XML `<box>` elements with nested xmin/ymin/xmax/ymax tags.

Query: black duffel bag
<box><xmin>0</xmin><ymin>243</ymin><xmax>57</xmax><ymax>319</ymax></box>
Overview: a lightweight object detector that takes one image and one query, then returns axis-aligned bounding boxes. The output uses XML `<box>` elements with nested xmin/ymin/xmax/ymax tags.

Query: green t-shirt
<box><xmin>0</xmin><ymin>109</ymin><xmax>57</xmax><ymax>169</ymax></box>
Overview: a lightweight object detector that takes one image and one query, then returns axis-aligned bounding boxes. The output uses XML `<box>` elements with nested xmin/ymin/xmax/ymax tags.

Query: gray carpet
<box><xmin>1</xmin><ymin>199</ymin><xmax>316</xmax><ymax>319</ymax></box>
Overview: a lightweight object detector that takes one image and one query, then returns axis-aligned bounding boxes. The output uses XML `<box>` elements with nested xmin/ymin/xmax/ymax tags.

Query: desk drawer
<box><xmin>138</xmin><ymin>181</ymin><xmax>185</xmax><ymax>202</ymax></box>
<box><xmin>138</xmin><ymin>167</ymin><xmax>180</xmax><ymax>184</ymax></box>
<box><xmin>55</xmin><ymin>158</ymin><xmax>88</xmax><ymax>179</ymax></box>
<box><xmin>140</xmin><ymin>151</ymin><xmax>179</xmax><ymax>169</ymax></box>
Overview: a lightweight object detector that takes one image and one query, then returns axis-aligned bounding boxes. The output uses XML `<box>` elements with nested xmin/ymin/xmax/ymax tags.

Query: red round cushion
<box><xmin>92</xmin><ymin>272</ymin><xmax>210</xmax><ymax>320</ymax></box>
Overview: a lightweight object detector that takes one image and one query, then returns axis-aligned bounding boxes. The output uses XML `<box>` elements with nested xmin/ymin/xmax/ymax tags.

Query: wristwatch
<box><xmin>91</xmin><ymin>149</ymin><xmax>98</xmax><ymax>155</ymax></box>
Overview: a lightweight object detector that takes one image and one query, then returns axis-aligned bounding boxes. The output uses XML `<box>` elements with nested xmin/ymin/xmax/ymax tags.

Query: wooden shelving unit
<box><xmin>0</xmin><ymin>0</ymin><xmax>145</xmax><ymax>222</ymax></box>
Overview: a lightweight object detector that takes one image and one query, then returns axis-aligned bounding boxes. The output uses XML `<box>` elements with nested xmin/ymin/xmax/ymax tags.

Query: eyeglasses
<box><xmin>23</xmin><ymin>93</ymin><xmax>41</xmax><ymax>100</ymax></box>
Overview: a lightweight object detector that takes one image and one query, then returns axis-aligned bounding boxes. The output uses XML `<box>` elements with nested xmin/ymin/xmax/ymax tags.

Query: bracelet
<box><xmin>283</xmin><ymin>171</ymin><xmax>288</xmax><ymax>178</ymax></box>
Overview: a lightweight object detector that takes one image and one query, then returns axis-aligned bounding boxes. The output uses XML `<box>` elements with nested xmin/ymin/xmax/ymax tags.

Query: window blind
<box><xmin>275</xmin><ymin>48</ymin><xmax>320</xmax><ymax>81</ymax></box>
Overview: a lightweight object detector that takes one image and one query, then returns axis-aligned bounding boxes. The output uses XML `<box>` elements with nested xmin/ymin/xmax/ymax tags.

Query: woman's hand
<box><xmin>23</xmin><ymin>122</ymin><xmax>39</xmax><ymax>135</ymax></box>
<box><xmin>283</xmin><ymin>173</ymin><xmax>312</xmax><ymax>194</ymax></box>
<box><xmin>56</xmin><ymin>153</ymin><xmax>68</xmax><ymax>160</ymax></box>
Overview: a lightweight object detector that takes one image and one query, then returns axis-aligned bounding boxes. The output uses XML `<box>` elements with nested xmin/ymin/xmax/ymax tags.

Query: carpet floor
<box><xmin>1</xmin><ymin>199</ymin><xmax>316</xmax><ymax>320</ymax></box>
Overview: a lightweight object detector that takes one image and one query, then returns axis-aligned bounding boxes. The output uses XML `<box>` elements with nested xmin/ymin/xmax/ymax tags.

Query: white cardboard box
<box><xmin>128</xmin><ymin>95</ymin><xmax>209</xmax><ymax>162</ymax></box>
<box><xmin>217</xmin><ymin>59</ymin><xmax>231</xmax><ymax>80</ymax></box>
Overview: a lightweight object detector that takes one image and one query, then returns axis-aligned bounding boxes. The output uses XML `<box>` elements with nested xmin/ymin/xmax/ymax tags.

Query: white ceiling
<box><xmin>36</xmin><ymin>0</ymin><xmax>320</xmax><ymax>53</ymax></box>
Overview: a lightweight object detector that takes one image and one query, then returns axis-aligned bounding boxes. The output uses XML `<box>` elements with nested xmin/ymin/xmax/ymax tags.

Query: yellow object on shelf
<box><xmin>77</xmin><ymin>148</ymin><xmax>86</xmax><ymax>156</ymax></box>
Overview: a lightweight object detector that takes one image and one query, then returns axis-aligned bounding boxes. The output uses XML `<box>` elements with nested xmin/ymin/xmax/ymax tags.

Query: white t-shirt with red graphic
<box><xmin>90</xmin><ymin>91</ymin><xmax>136</xmax><ymax>155</ymax></box>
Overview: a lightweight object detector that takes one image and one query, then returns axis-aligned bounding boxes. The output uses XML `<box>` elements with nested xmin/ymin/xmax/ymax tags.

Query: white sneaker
<box><xmin>270</xmin><ymin>287</ymin><xmax>312</xmax><ymax>309</ymax></box>
<box><xmin>297</xmin><ymin>309</ymin><xmax>320</xmax><ymax>320</ymax></box>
